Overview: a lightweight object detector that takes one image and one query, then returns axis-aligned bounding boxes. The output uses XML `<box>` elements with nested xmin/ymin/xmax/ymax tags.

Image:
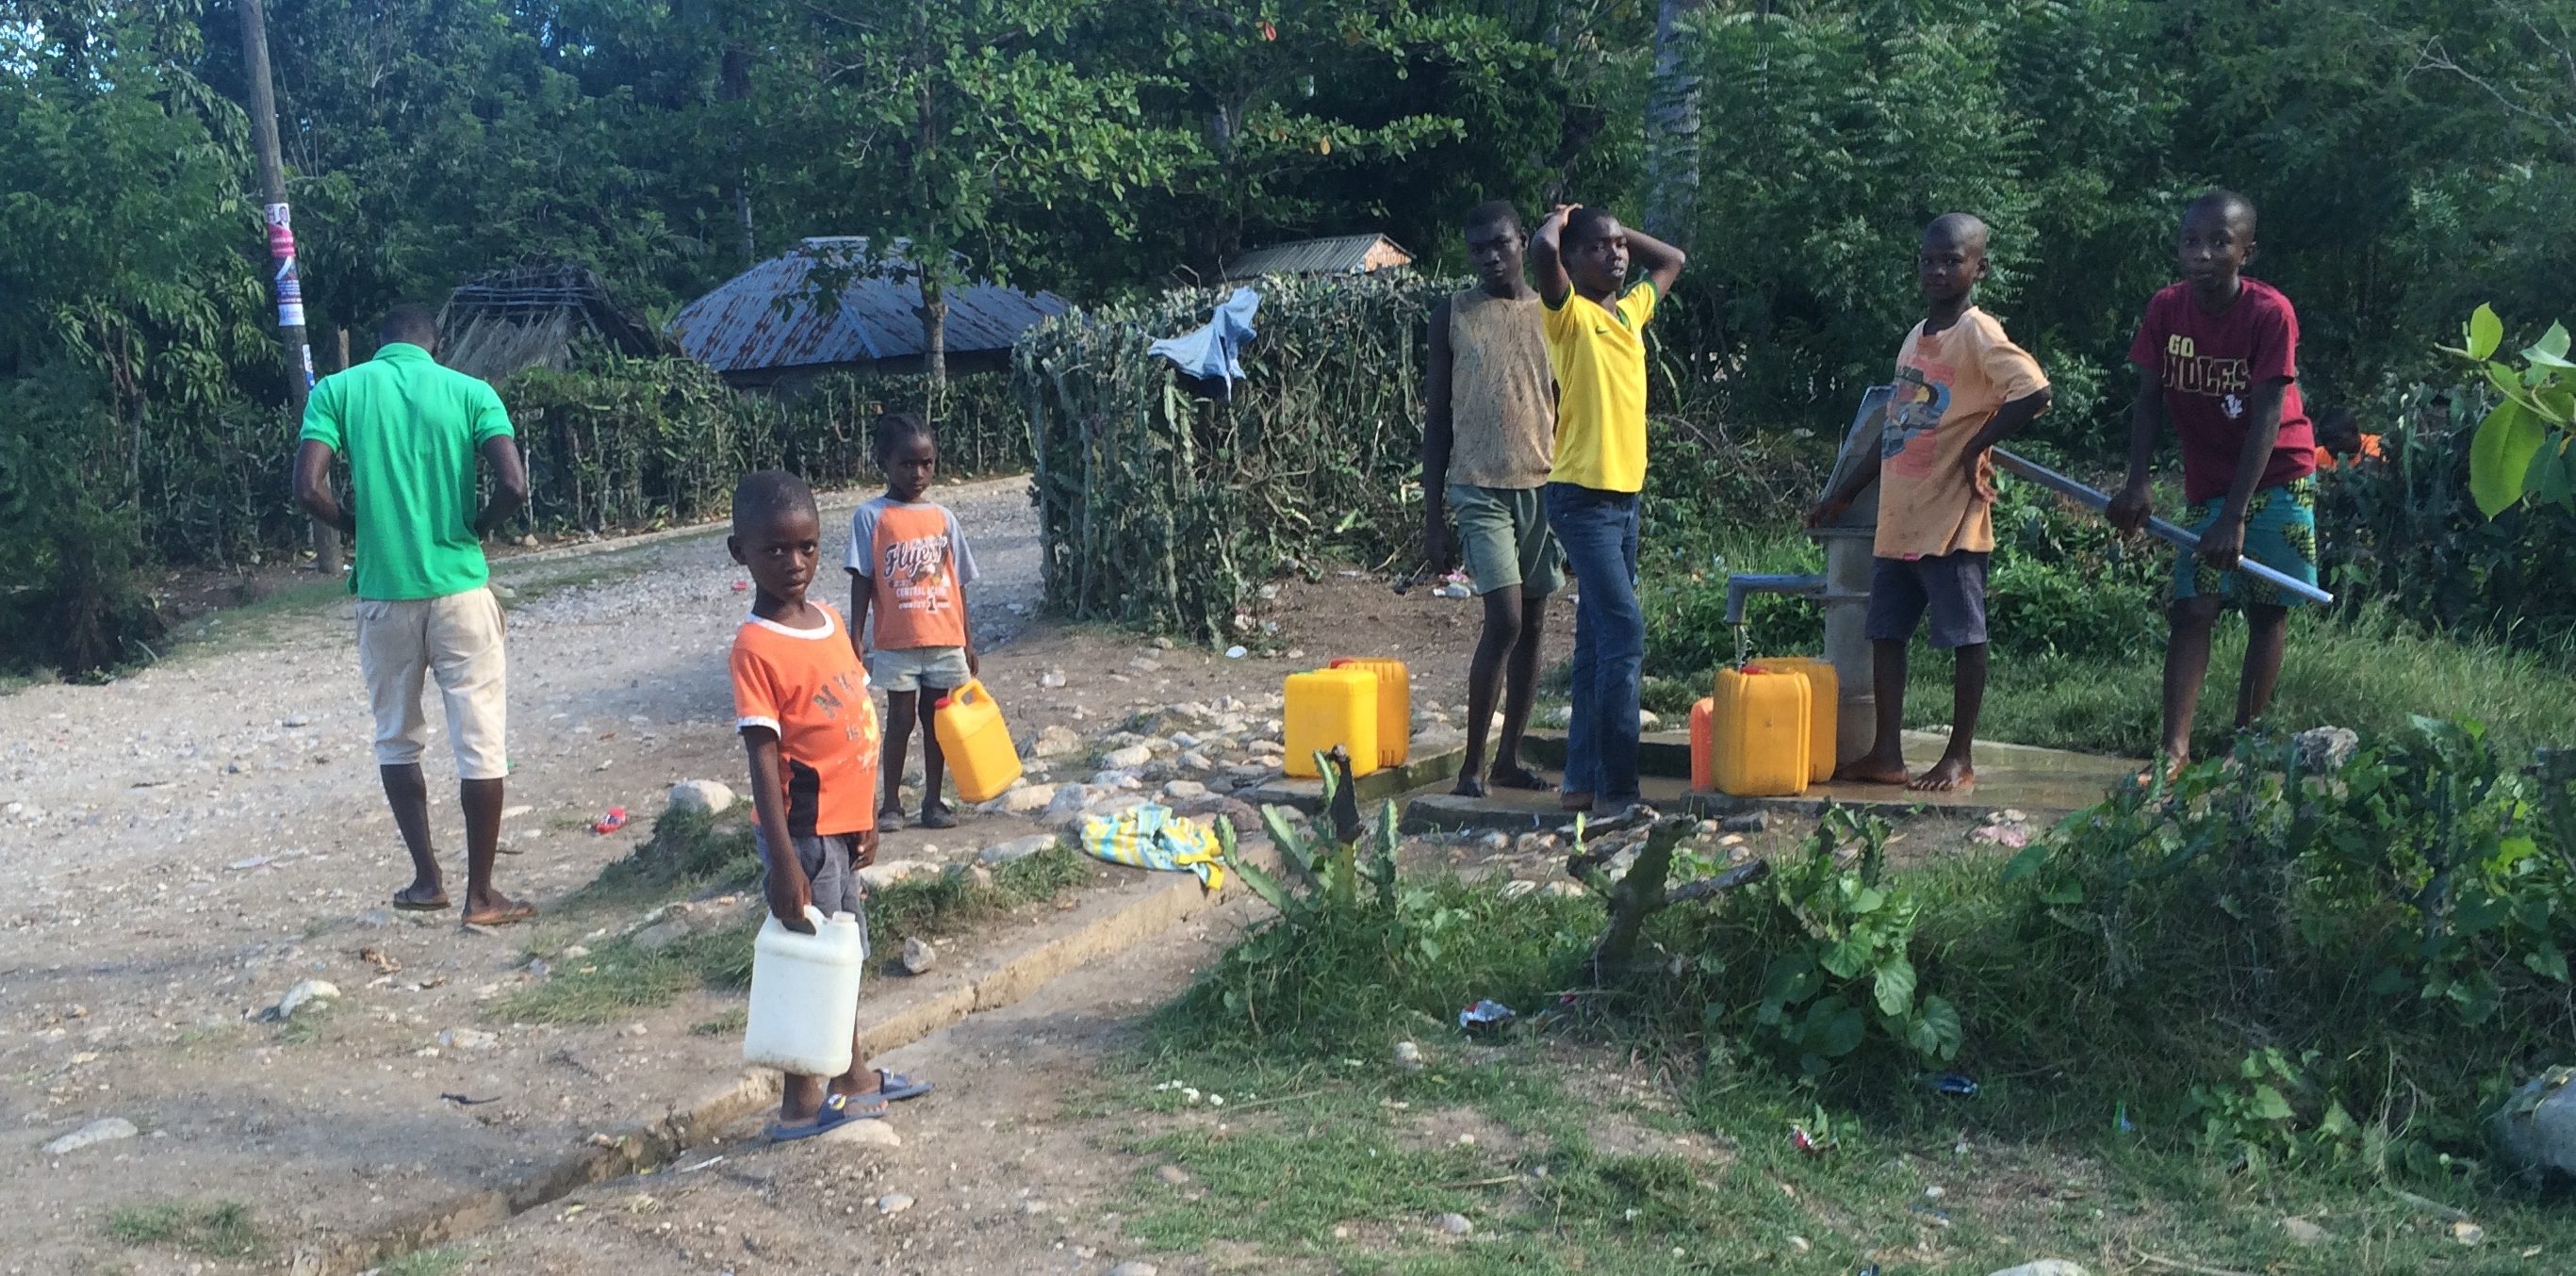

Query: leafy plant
<box><xmin>2442</xmin><ymin>304</ymin><xmax>2576</xmax><ymax>516</ymax></box>
<box><xmin>2188</xmin><ymin>1047</ymin><xmax>2362</xmax><ymax>1174</ymax></box>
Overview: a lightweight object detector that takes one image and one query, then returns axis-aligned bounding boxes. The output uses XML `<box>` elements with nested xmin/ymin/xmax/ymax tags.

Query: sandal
<box><xmin>873</xmin><ymin>1070</ymin><xmax>934</xmax><ymax>1102</ymax></box>
<box><xmin>459</xmin><ymin>900</ymin><xmax>537</xmax><ymax>926</ymax></box>
<box><xmin>391</xmin><ymin>886</ymin><xmax>451</xmax><ymax>912</ymax></box>
<box><xmin>767</xmin><ymin>1102</ymin><xmax>858</xmax><ymax>1142</ymax></box>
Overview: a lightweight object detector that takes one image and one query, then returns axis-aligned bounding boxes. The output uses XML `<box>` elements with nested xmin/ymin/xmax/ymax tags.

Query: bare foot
<box><xmin>1488</xmin><ymin>765</ymin><xmax>1551</xmax><ymax>792</ymax></box>
<box><xmin>1909</xmin><ymin>757</ymin><xmax>1975</xmax><ymax>792</ymax></box>
<box><xmin>2132</xmin><ymin>754</ymin><xmax>2190</xmax><ymax>788</ymax></box>
<box><xmin>1452</xmin><ymin>775</ymin><xmax>1488</xmax><ymax>798</ymax></box>
<box><xmin>1834</xmin><ymin>755</ymin><xmax>1911</xmax><ymax>786</ymax></box>
<box><xmin>460</xmin><ymin>892</ymin><xmax>535</xmax><ymax>926</ymax></box>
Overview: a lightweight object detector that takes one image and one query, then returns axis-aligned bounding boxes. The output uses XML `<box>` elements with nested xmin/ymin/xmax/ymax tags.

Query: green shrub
<box><xmin>0</xmin><ymin>377</ymin><xmax>166</xmax><ymax>677</ymax></box>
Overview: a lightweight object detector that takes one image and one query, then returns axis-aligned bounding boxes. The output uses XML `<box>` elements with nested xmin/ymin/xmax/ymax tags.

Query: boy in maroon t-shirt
<box><xmin>2109</xmin><ymin>190</ymin><xmax>2319</xmax><ymax>777</ymax></box>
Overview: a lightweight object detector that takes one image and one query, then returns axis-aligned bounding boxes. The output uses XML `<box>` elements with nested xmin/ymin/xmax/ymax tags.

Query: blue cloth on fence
<box><xmin>1148</xmin><ymin>286</ymin><xmax>1260</xmax><ymax>387</ymax></box>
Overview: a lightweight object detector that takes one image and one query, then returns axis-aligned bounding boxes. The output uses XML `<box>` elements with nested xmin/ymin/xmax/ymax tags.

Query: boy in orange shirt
<box><xmin>848</xmin><ymin>415</ymin><xmax>982</xmax><ymax>831</ymax></box>
<box><xmin>730</xmin><ymin>470</ymin><xmax>931</xmax><ymax>1139</ymax></box>
<box><xmin>1810</xmin><ymin>214</ymin><xmax>2052</xmax><ymax>792</ymax></box>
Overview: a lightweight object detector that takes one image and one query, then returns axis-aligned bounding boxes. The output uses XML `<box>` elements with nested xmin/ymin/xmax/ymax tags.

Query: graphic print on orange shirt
<box><xmin>849</xmin><ymin>498</ymin><xmax>977</xmax><ymax>651</ymax></box>
<box><xmin>1881</xmin><ymin>353</ymin><xmax>1957</xmax><ymax>482</ymax></box>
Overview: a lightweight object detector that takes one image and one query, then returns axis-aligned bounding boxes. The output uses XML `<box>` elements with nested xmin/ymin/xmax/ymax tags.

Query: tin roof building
<box><xmin>1219</xmin><ymin>233</ymin><xmax>1413</xmax><ymax>281</ymax></box>
<box><xmin>670</xmin><ymin>237</ymin><xmax>1071</xmax><ymax>385</ymax></box>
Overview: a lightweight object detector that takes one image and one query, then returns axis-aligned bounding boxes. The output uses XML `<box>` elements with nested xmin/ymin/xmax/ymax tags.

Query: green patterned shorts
<box><xmin>2174</xmin><ymin>477</ymin><xmax>2319</xmax><ymax>609</ymax></box>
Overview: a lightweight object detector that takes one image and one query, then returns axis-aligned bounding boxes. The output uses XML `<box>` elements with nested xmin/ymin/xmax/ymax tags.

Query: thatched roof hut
<box><xmin>436</xmin><ymin>263</ymin><xmax>674</xmax><ymax>382</ymax></box>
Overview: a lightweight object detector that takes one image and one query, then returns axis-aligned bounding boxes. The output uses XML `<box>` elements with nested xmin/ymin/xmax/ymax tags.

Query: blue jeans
<box><xmin>1544</xmin><ymin>483</ymin><xmax>1644</xmax><ymax>804</ymax></box>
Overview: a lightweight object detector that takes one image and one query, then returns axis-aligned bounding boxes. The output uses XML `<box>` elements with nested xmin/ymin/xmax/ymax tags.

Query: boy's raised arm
<box><xmin>2109</xmin><ymin>364</ymin><xmax>2167</xmax><ymax>532</ymax></box>
<box><xmin>1531</xmin><ymin>206</ymin><xmax>1573</xmax><ymax>308</ymax></box>
<box><xmin>1420</xmin><ymin>299</ymin><xmax>1455</xmax><ymax>570</ymax></box>
<box><xmin>742</xmin><ymin>728</ymin><xmax>814</xmax><ymax>932</ymax></box>
<box><xmin>1625</xmin><ymin>225</ymin><xmax>1688</xmax><ymax>298</ymax></box>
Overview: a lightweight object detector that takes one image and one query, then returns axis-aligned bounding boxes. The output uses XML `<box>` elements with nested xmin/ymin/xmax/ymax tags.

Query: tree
<box><xmin>781</xmin><ymin>0</ymin><xmax>1186</xmax><ymax>386</ymax></box>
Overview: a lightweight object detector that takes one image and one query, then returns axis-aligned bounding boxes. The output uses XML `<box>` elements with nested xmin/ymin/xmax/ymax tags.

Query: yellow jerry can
<box><xmin>1712</xmin><ymin>665</ymin><xmax>1812</xmax><ymax>798</ymax></box>
<box><xmin>1764</xmin><ymin>656</ymin><xmax>1841</xmax><ymax>785</ymax></box>
<box><xmin>1329</xmin><ymin>657</ymin><xmax>1411</xmax><ymax>769</ymax></box>
<box><xmin>1689</xmin><ymin>697</ymin><xmax>1716</xmax><ymax>793</ymax></box>
<box><xmin>1284</xmin><ymin>667</ymin><xmax>1381</xmax><ymax>779</ymax></box>
<box><xmin>932</xmin><ymin>679</ymin><xmax>1025</xmax><ymax>803</ymax></box>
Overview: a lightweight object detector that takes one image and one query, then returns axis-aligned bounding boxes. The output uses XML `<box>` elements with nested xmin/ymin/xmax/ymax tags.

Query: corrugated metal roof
<box><xmin>669</xmin><ymin>237</ymin><xmax>1071</xmax><ymax>373</ymax></box>
<box><xmin>1220</xmin><ymin>233</ymin><xmax>1413</xmax><ymax>281</ymax></box>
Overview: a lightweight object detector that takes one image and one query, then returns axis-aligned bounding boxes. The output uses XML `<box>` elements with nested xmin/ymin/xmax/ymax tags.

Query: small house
<box><xmin>1219</xmin><ymin>234</ymin><xmax>1413</xmax><ymax>281</ymax></box>
<box><xmin>669</xmin><ymin>237</ymin><xmax>1069</xmax><ymax>388</ymax></box>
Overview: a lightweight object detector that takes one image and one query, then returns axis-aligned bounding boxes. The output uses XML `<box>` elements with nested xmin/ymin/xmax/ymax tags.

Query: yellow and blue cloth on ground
<box><xmin>1078</xmin><ymin>803</ymin><xmax>1227</xmax><ymax>891</ymax></box>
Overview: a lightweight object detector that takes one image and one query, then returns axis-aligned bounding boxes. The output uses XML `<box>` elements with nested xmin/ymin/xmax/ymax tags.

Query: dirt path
<box><xmin>0</xmin><ymin>474</ymin><xmax>1565</xmax><ymax>1271</ymax></box>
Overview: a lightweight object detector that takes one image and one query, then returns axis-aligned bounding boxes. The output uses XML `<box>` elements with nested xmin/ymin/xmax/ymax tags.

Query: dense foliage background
<box><xmin>6</xmin><ymin>0</ymin><xmax>2574</xmax><ymax>674</ymax></box>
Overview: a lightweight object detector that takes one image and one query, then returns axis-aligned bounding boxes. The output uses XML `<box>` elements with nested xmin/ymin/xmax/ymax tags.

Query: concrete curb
<box><xmin>308</xmin><ymin>841</ymin><xmax>1264</xmax><ymax>1275</ymax></box>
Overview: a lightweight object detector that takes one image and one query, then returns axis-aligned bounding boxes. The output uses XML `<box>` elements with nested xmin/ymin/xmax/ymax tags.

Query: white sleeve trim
<box><xmin>737</xmin><ymin>715</ymin><xmax>780</xmax><ymax>733</ymax></box>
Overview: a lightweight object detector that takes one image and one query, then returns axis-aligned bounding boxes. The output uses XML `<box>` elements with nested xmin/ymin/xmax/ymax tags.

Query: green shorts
<box><xmin>2174</xmin><ymin>478</ymin><xmax>2318</xmax><ymax>609</ymax></box>
<box><xmin>1447</xmin><ymin>483</ymin><xmax>1564</xmax><ymax>597</ymax></box>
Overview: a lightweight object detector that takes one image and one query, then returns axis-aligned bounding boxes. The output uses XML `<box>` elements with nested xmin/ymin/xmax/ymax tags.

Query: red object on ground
<box><xmin>592</xmin><ymin>807</ymin><xmax>629</xmax><ymax>834</ymax></box>
<box><xmin>732</xmin><ymin>580</ymin><xmax>750</xmax><ymax>592</ymax></box>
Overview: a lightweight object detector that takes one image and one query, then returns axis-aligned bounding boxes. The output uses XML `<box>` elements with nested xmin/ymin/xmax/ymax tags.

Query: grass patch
<box><xmin>276</xmin><ymin>1002</ymin><xmax>333</xmax><ymax>1046</ymax></box>
<box><xmin>168</xmin><ymin>578</ymin><xmax>348</xmax><ymax>664</ymax></box>
<box><xmin>377</xmin><ymin>1245</ymin><xmax>468</xmax><ymax>1276</ymax></box>
<box><xmin>489</xmin><ymin>837</ymin><xmax>1093</xmax><ymax>1024</ymax></box>
<box><xmin>1897</xmin><ymin>601</ymin><xmax>2576</xmax><ymax>759</ymax></box>
<box><xmin>105</xmin><ymin>1200</ymin><xmax>262</xmax><ymax>1258</ymax></box>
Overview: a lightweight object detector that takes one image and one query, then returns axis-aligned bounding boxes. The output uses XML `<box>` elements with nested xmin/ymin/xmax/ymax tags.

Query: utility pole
<box><xmin>238</xmin><ymin>0</ymin><xmax>340</xmax><ymax>575</ymax></box>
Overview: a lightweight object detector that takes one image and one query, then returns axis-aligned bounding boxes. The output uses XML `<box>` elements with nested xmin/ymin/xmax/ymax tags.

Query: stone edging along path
<box><xmin>308</xmin><ymin>839</ymin><xmax>1271</xmax><ymax>1276</ymax></box>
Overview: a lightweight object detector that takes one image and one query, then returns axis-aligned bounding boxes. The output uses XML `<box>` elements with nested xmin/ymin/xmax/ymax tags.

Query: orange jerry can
<box><xmin>932</xmin><ymin>679</ymin><xmax>1024</xmax><ymax>803</ymax></box>
<box><xmin>1711</xmin><ymin>665</ymin><xmax>1812</xmax><ymax>797</ymax></box>
<box><xmin>1284</xmin><ymin>667</ymin><xmax>1381</xmax><ymax>779</ymax></box>
<box><xmin>1764</xmin><ymin>656</ymin><xmax>1840</xmax><ymax>784</ymax></box>
<box><xmin>1689</xmin><ymin>697</ymin><xmax>1716</xmax><ymax>793</ymax></box>
<box><xmin>1328</xmin><ymin>658</ymin><xmax>1411</xmax><ymax>769</ymax></box>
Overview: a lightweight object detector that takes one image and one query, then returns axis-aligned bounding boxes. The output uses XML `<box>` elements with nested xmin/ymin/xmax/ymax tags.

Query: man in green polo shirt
<box><xmin>294</xmin><ymin>303</ymin><xmax>533</xmax><ymax>925</ymax></box>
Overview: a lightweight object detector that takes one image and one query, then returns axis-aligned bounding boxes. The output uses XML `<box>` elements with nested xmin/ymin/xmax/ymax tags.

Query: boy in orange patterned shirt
<box><xmin>847</xmin><ymin>415</ymin><xmax>981</xmax><ymax>830</ymax></box>
<box><xmin>730</xmin><ymin>470</ymin><xmax>930</xmax><ymax>1139</ymax></box>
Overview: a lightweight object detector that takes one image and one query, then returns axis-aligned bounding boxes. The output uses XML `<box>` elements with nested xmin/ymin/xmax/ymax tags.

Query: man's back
<box><xmin>301</xmin><ymin>343</ymin><xmax>513</xmax><ymax>601</ymax></box>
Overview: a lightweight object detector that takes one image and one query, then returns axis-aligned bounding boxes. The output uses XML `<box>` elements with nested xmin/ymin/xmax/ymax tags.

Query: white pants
<box><xmin>356</xmin><ymin>587</ymin><xmax>508</xmax><ymax>778</ymax></box>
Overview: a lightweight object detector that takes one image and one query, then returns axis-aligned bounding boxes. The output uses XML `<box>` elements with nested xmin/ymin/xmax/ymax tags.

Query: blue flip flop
<box><xmin>766</xmin><ymin>1102</ymin><xmax>856</xmax><ymax>1142</ymax></box>
<box><xmin>873</xmin><ymin>1070</ymin><xmax>934</xmax><ymax>1102</ymax></box>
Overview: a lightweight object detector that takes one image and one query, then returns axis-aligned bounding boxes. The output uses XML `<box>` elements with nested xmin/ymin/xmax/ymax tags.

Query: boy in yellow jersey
<box><xmin>1530</xmin><ymin>204</ymin><xmax>1686</xmax><ymax>815</ymax></box>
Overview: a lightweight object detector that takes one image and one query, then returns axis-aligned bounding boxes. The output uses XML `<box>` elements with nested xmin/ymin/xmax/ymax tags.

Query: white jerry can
<box><xmin>743</xmin><ymin>906</ymin><xmax>865</xmax><ymax>1077</ymax></box>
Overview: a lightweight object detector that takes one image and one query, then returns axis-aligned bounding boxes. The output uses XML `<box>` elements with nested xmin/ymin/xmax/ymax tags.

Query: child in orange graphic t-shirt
<box><xmin>847</xmin><ymin>414</ymin><xmax>982</xmax><ymax>832</ymax></box>
<box><xmin>728</xmin><ymin>469</ymin><xmax>932</xmax><ymax>1140</ymax></box>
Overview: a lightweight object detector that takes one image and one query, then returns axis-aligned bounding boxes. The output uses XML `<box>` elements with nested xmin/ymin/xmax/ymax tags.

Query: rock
<box><xmin>1162</xmin><ymin>780</ymin><xmax>1208</xmax><ymax>801</ymax></box>
<box><xmin>437</xmin><ymin>1027</ymin><xmax>500</xmax><ymax>1053</ymax></box>
<box><xmin>2282</xmin><ymin>1218</ymin><xmax>2330</xmax><ymax>1246</ymax></box>
<box><xmin>1720</xmin><ymin>810</ymin><xmax>1768</xmax><ymax>835</ymax></box>
<box><xmin>857</xmin><ymin>860</ymin><xmax>937</xmax><ymax>891</ymax></box>
<box><xmin>1477</xmin><ymin>831</ymin><xmax>1511</xmax><ymax>853</ymax></box>
<box><xmin>980</xmin><ymin>834</ymin><xmax>1059</xmax><ymax>866</ymax></box>
<box><xmin>2497</xmin><ymin>1066</ymin><xmax>2576</xmax><ymax>1176</ymax></box>
<box><xmin>1541</xmin><ymin>880</ymin><xmax>1587</xmax><ymax>898</ymax></box>
<box><xmin>1104</xmin><ymin>744</ymin><xmax>1155</xmax><ymax>770</ymax></box>
<box><xmin>1107</xmin><ymin>1264</ymin><xmax>1159</xmax><ymax>1276</ymax></box>
<box><xmin>1984</xmin><ymin>1264</ymin><xmax>2089</xmax><ymax>1276</ymax></box>
<box><xmin>1176</xmin><ymin>751</ymin><xmax>1214</xmax><ymax>773</ymax></box>
<box><xmin>1246</xmin><ymin>739</ymin><xmax>1285</xmax><ymax>757</ymax></box>
<box><xmin>43</xmin><ymin>1117</ymin><xmax>139</xmax><ymax>1156</ymax></box>
<box><xmin>272</xmin><ymin>979</ymin><xmax>341</xmax><ymax>1020</ymax></box>
<box><xmin>1392</xmin><ymin>1040</ymin><xmax>1426</xmax><ymax>1072</ymax></box>
<box><xmin>630</xmin><ymin>918</ymin><xmax>693</xmax><ymax>952</ymax></box>
<box><xmin>1224</xmin><ymin>764</ymin><xmax>1276</xmax><ymax>788</ymax></box>
<box><xmin>666</xmin><ymin>779</ymin><xmax>736</xmax><ymax>815</ymax></box>
<box><xmin>1091</xmin><ymin>770</ymin><xmax>1143</xmax><ymax>791</ymax></box>
<box><xmin>2451</xmin><ymin>1219</ymin><xmax>2485</xmax><ymax>1247</ymax></box>
<box><xmin>1636</xmin><ymin>710</ymin><xmax>1661</xmax><ymax>729</ymax></box>
<box><xmin>944</xmin><ymin>862</ymin><xmax>994</xmax><ymax>891</ymax></box>
<box><xmin>2293</xmin><ymin>726</ymin><xmax>2361</xmax><ymax>774</ymax></box>
<box><xmin>1154</xmin><ymin>1163</ymin><xmax>1191</xmax><ymax>1186</ymax></box>
<box><xmin>902</xmin><ymin>937</ymin><xmax>938</xmax><ymax>974</ymax></box>
<box><xmin>1042</xmin><ymin>784</ymin><xmax>1095</xmax><ymax>825</ymax></box>
<box><xmin>1498</xmin><ymin>879</ymin><xmax>1540</xmax><ymax>901</ymax></box>
<box><xmin>1436</xmin><ymin>1213</ymin><xmax>1473</xmax><ymax>1236</ymax></box>
<box><xmin>1040</xmin><ymin>668</ymin><xmax>1069</xmax><ymax>690</ymax></box>
<box><xmin>877</xmin><ymin>1192</ymin><xmax>914</xmax><ymax>1216</ymax></box>
<box><xmin>1029</xmin><ymin>724</ymin><xmax>1082</xmax><ymax>758</ymax></box>
<box><xmin>997</xmin><ymin>783</ymin><xmax>1057</xmax><ymax>815</ymax></box>
<box><xmin>823</xmin><ymin>1119</ymin><xmax>902</xmax><ymax>1148</ymax></box>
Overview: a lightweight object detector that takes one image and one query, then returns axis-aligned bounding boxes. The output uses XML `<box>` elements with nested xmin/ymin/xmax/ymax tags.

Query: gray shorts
<box><xmin>756</xmin><ymin>828</ymin><xmax>874</xmax><ymax>926</ymax></box>
<box><xmin>1864</xmin><ymin>552</ymin><xmax>1989</xmax><ymax>650</ymax></box>
<box><xmin>1447</xmin><ymin>483</ymin><xmax>1564</xmax><ymax>597</ymax></box>
<box><xmin>870</xmin><ymin>646</ymin><xmax>972</xmax><ymax>694</ymax></box>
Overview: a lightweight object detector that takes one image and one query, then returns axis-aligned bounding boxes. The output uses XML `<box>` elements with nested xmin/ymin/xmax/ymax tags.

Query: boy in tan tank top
<box><xmin>1422</xmin><ymin>201</ymin><xmax>1563</xmax><ymax>797</ymax></box>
